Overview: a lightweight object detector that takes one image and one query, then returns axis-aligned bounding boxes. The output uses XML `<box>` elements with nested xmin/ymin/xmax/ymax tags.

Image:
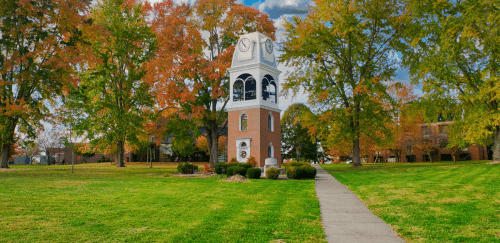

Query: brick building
<box><xmin>366</xmin><ymin>122</ymin><xmax>493</xmax><ymax>163</ymax></box>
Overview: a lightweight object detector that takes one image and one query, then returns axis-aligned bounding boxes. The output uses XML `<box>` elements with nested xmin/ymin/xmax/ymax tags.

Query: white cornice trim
<box><xmin>228</xmin><ymin>62</ymin><xmax>281</xmax><ymax>75</ymax></box>
<box><xmin>227</xmin><ymin>104</ymin><xmax>281</xmax><ymax>113</ymax></box>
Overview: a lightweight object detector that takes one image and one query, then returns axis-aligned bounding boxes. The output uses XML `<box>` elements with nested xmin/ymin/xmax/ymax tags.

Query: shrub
<box><xmin>240</xmin><ymin>162</ymin><xmax>253</xmax><ymax>170</ymax></box>
<box><xmin>246</xmin><ymin>156</ymin><xmax>257</xmax><ymax>166</ymax></box>
<box><xmin>286</xmin><ymin>166</ymin><xmax>297</xmax><ymax>179</ymax></box>
<box><xmin>234</xmin><ymin>166</ymin><xmax>248</xmax><ymax>177</ymax></box>
<box><xmin>229</xmin><ymin>157</ymin><xmax>238</xmax><ymax>163</ymax></box>
<box><xmin>246</xmin><ymin>168</ymin><xmax>261</xmax><ymax>179</ymax></box>
<box><xmin>177</xmin><ymin>162</ymin><xmax>197</xmax><ymax>174</ymax></box>
<box><xmin>287</xmin><ymin>166</ymin><xmax>317</xmax><ymax>179</ymax></box>
<box><xmin>226</xmin><ymin>166</ymin><xmax>235</xmax><ymax>176</ymax></box>
<box><xmin>61</xmin><ymin>159</ymin><xmax>65</xmax><ymax>165</ymax></box>
<box><xmin>215</xmin><ymin>162</ymin><xmax>226</xmax><ymax>174</ymax></box>
<box><xmin>266</xmin><ymin>167</ymin><xmax>280</xmax><ymax>180</ymax></box>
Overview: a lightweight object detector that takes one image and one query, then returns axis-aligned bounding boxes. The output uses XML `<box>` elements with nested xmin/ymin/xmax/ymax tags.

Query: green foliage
<box><xmin>281</xmin><ymin>103</ymin><xmax>320</xmax><ymax>161</ymax></box>
<box><xmin>403</xmin><ymin>0</ymin><xmax>500</xmax><ymax>160</ymax></box>
<box><xmin>177</xmin><ymin>162</ymin><xmax>197</xmax><ymax>174</ymax></box>
<box><xmin>233</xmin><ymin>166</ymin><xmax>248</xmax><ymax>177</ymax></box>
<box><xmin>246</xmin><ymin>168</ymin><xmax>261</xmax><ymax>179</ymax></box>
<box><xmin>280</xmin><ymin>0</ymin><xmax>406</xmax><ymax>166</ymax></box>
<box><xmin>240</xmin><ymin>162</ymin><xmax>253</xmax><ymax>170</ymax></box>
<box><xmin>214</xmin><ymin>162</ymin><xmax>227</xmax><ymax>174</ymax></box>
<box><xmin>64</xmin><ymin>0</ymin><xmax>156</xmax><ymax>167</ymax></box>
<box><xmin>285</xmin><ymin>162</ymin><xmax>316</xmax><ymax>179</ymax></box>
<box><xmin>286</xmin><ymin>166</ymin><xmax>297</xmax><ymax>179</ymax></box>
<box><xmin>265</xmin><ymin>167</ymin><xmax>280</xmax><ymax>180</ymax></box>
<box><xmin>230</xmin><ymin>157</ymin><xmax>238</xmax><ymax>163</ymax></box>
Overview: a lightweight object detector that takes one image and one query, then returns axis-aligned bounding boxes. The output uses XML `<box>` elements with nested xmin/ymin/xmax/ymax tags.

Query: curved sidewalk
<box><xmin>313</xmin><ymin>164</ymin><xmax>405</xmax><ymax>243</ymax></box>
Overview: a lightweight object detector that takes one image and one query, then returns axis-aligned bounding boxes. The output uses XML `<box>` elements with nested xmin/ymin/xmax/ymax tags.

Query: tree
<box><xmin>145</xmin><ymin>0</ymin><xmax>275</xmax><ymax>167</ymax></box>
<box><xmin>281</xmin><ymin>0</ymin><xmax>408</xmax><ymax>166</ymax></box>
<box><xmin>65</xmin><ymin>0</ymin><xmax>156</xmax><ymax>167</ymax></box>
<box><xmin>0</xmin><ymin>0</ymin><xmax>89</xmax><ymax>168</ymax></box>
<box><xmin>412</xmin><ymin>124</ymin><xmax>440</xmax><ymax>163</ymax></box>
<box><xmin>387</xmin><ymin>82</ymin><xmax>419</xmax><ymax>162</ymax></box>
<box><xmin>403</xmin><ymin>0</ymin><xmax>500</xmax><ymax>162</ymax></box>
<box><xmin>446</xmin><ymin>121</ymin><xmax>470</xmax><ymax>163</ymax></box>
<box><xmin>37</xmin><ymin>129</ymin><xmax>65</xmax><ymax>165</ymax></box>
<box><xmin>281</xmin><ymin>103</ymin><xmax>318</xmax><ymax>162</ymax></box>
<box><xmin>19</xmin><ymin>139</ymin><xmax>40</xmax><ymax>164</ymax></box>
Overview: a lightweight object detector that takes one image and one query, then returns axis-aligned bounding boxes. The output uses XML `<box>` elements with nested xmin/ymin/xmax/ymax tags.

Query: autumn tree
<box><xmin>281</xmin><ymin>0</ymin><xmax>408</xmax><ymax>166</ymax></box>
<box><xmin>64</xmin><ymin>0</ymin><xmax>156</xmax><ymax>167</ymax></box>
<box><xmin>403</xmin><ymin>0</ymin><xmax>500</xmax><ymax>162</ymax></box>
<box><xmin>281</xmin><ymin>103</ymin><xmax>319</xmax><ymax>162</ymax></box>
<box><xmin>146</xmin><ymin>0</ymin><xmax>275</xmax><ymax>167</ymax></box>
<box><xmin>386</xmin><ymin>82</ymin><xmax>419</xmax><ymax>162</ymax></box>
<box><xmin>0</xmin><ymin>0</ymin><xmax>89</xmax><ymax>168</ymax></box>
<box><xmin>411</xmin><ymin>124</ymin><xmax>440</xmax><ymax>163</ymax></box>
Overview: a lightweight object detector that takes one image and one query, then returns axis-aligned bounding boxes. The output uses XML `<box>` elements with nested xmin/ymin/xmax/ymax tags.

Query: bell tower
<box><xmin>227</xmin><ymin>32</ymin><xmax>281</xmax><ymax>168</ymax></box>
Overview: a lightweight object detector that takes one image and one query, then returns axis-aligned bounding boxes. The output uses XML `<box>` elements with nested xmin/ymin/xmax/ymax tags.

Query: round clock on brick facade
<box><xmin>265</xmin><ymin>39</ymin><xmax>273</xmax><ymax>54</ymax></box>
<box><xmin>239</xmin><ymin>38</ymin><xmax>251</xmax><ymax>52</ymax></box>
<box><xmin>240</xmin><ymin>151</ymin><xmax>247</xmax><ymax>158</ymax></box>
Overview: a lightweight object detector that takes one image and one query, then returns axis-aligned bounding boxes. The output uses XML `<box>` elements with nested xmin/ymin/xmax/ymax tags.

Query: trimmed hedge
<box><xmin>215</xmin><ymin>162</ymin><xmax>226</xmax><ymax>174</ymax></box>
<box><xmin>234</xmin><ymin>166</ymin><xmax>248</xmax><ymax>177</ymax></box>
<box><xmin>246</xmin><ymin>168</ymin><xmax>261</xmax><ymax>179</ymax></box>
<box><xmin>286</xmin><ymin>165</ymin><xmax>316</xmax><ymax>179</ymax></box>
<box><xmin>266</xmin><ymin>167</ymin><xmax>280</xmax><ymax>180</ymax></box>
<box><xmin>177</xmin><ymin>162</ymin><xmax>197</xmax><ymax>174</ymax></box>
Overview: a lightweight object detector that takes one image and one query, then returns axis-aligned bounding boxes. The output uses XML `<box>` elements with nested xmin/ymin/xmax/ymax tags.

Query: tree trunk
<box><xmin>493</xmin><ymin>126</ymin><xmax>500</xmax><ymax>162</ymax></box>
<box><xmin>71</xmin><ymin>150</ymin><xmax>75</xmax><ymax>173</ymax></box>
<box><xmin>352</xmin><ymin>139</ymin><xmax>361</xmax><ymax>166</ymax></box>
<box><xmin>1</xmin><ymin>143</ymin><xmax>10</xmax><ymax>168</ymax></box>
<box><xmin>210</xmin><ymin>125</ymin><xmax>219</xmax><ymax>168</ymax></box>
<box><xmin>117</xmin><ymin>140</ymin><xmax>125</xmax><ymax>167</ymax></box>
<box><xmin>427</xmin><ymin>151</ymin><xmax>433</xmax><ymax>163</ymax></box>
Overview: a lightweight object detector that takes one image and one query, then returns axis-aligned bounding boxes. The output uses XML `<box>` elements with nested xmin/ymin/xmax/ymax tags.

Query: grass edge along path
<box><xmin>321</xmin><ymin>161</ymin><xmax>500</xmax><ymax>243</ymax></box>
<box><xmin>0</xmin><ymin>163</ymin><xmax>326</xmax><ymax>243</ymax></box>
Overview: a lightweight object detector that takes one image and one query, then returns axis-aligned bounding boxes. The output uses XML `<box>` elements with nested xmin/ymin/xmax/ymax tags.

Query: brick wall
<box><xmin>228</xmin><ymin>107</ymin><xmax>281</xmax><ymax>167</ymax></box>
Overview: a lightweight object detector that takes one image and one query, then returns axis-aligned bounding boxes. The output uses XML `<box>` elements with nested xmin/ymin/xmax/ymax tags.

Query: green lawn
<box><xmin>0</xmin><ymin>163</ymin><xmax>325</xmax><ymax>242</ymax></box>
<box><xmin>321</xmin><ymin>161</ymin><xmax>500</xmax><ymax>243</ymax></box>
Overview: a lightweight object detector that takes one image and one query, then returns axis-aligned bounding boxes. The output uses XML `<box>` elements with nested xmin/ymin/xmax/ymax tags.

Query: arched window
<box><xmin>245</xmin><ymin>76</ymin><xmax>256</xmax><ymax>100</ymax></box>
<box><xmin>269</xmin><ymin>81</ymin><xmax>277</xmax><ymax>103</ymax></box>
<box><xmin>262</xmin><ymin>74</ymin><xmax>277</xmax><ymax>103</ymax></box>
<box><xmin>268</xmin><ymin>144</ymin><xmax>274</xmax><ymax>158</ymax></box>
<box><xmin>233</xmin><ymin>74</ymin><xmax>256</xmax><ymax>102</ymax></box>
<box><xmin>240</xmin><ymin>114</ymin><xmax>248</xmax><ymax>131</ymax></box>
<box><xmin>240</xmin><ymin>142</ymin><xmax>247</xmax><ymax>147</ymax></box>
<box><xmin>268</xmin><ymin>113</ymin><xmax>273</xmax><ymax>131</ymax></box>
<box><xmin>233</xmin><ymin>80</ymin><xmax>244</xmax><ymax>101</ymax></box>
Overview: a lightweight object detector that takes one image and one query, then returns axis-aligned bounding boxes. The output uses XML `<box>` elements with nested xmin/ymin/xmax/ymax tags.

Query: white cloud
<box><xmin>257</xmin><ymin>0</ymin><xmax>312</xmax><ymax>19</ymax></box>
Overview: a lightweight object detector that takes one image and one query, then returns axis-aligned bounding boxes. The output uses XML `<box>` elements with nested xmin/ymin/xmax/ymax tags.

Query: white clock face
<box><xmin>239</xmin><ymin>38</ymin><xmax>251</xmax><ymax>52</ymax></box>
<box><xmin>265</xmin><ymin>39</ymin><xmax>273</xmax><ymax>54</ymax></box>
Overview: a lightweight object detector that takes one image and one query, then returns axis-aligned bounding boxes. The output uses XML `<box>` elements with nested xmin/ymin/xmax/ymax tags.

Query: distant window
<box><xmin>268</xmin><ymin>144</ymin><xmax>273</xmax><ymax>158</ymax></box>
<box><xmin>268</xmin><ymin>114</ymin><xmax>273</xmax><ymax>131</ymax></box>
<box><xmin>438</xmin><ymin>125</ymin><xmax>448</xmax><ymax>135</ymax></box>
<box><xmin>240</xmin><ymin>142</ymin><xmax>247</xmax><ymax>147</ymax></box>
<box><xmin>241</xmin><ymin>114</ymin><xmax>248</xmax><ymax>131</ymax></box>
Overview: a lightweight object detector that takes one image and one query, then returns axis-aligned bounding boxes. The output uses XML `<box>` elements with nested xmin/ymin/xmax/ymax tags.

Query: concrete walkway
<box><xmin>313</xmin><ymin>164</ymin><xmax>405</xmax><ymax>243</ymax></box>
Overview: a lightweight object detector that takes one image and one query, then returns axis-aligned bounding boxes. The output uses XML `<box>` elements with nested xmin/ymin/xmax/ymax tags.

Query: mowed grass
<box><xmin>0</xmin><ymin>163</ymin><xmax>325</xmax><ymax>243</ymax></box>
<box><xmin>321</xmin><ymin>161</ymin><xmax>500</xmax><ymax>243</ymax></box>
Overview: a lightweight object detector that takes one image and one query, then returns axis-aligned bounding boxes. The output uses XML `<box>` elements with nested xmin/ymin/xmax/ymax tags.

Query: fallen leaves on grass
<box><xmin>225</xmin><ymin>175</ymin><xmax>248</xmax><ymax>182</ymax></box>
